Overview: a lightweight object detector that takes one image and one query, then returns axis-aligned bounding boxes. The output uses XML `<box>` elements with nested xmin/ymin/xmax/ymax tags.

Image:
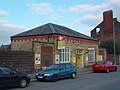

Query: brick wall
<box><xmin>0</xmin><ymin>50</ymin><xmax>35</xmax><ymax>73</ymax></box>
<box><xmin>107</xmin><ymin>54</ymin><xmax>119</xmax><ymax>65</ymax></box>
<box><xmin>11</xmin><ymin>40</ymin><xmax>33</xmax><ymax>51</ymax></box>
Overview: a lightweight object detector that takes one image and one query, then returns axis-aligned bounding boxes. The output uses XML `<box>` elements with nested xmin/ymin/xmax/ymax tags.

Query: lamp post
<box><xmin>113</xmin><ymin>21</ymin><xmax>116</xmax><ymax>64</ymax></box>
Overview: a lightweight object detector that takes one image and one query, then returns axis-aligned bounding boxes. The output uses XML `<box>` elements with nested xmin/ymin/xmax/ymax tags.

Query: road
<box><xmin>10</xmin><ymin>70</ymin><xmax>120</xmax><ymax>90</ymax></box>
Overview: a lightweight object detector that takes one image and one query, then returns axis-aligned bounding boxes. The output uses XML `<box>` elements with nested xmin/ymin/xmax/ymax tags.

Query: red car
<box><xmin>92</xmin><ymin>61</ymin><xmax>117</xmax><ymax>73</ymax></box>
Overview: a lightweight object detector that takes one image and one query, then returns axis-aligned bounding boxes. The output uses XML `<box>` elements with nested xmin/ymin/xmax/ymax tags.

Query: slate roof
<box><xmin>0</xmin><ymin>44</ymin><xmax>11</xmax><ymax>50</ymax></box>
<box><xmin>11</xmin><ymin>23</ymin><xmax>97</xmax><ymax>41</ymax></box>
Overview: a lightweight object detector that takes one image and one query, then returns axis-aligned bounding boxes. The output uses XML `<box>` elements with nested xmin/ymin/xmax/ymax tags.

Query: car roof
<box><xmin>97</xmin><ymin>61</ymin><xmax>111</xmax><ymax>62</ymax></box>
<box><xmin>0</xmin><ymin>64</ymin><xmax>13</xmax><ymax>69</ymax></box>
<box><xmin>53</xmin><ymin>63</ymin><xmax>71</xmax><ymax>65</ymax></box>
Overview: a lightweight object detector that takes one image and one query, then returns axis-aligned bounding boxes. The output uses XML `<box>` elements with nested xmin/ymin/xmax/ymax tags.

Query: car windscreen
<box><xmin>47</xmin><ymin>64</ymin><xmax>59</xmax><ymax>70</ymax></box>
<box><xmin>96</xmin><ymin>61</ymin><xmax>105</xmax><ymax>64</ymax></box>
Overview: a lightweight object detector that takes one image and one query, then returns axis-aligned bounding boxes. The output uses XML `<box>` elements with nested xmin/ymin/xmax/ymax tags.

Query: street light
<box><xmin>113</xmin><ymin>21</ymin><xmax>116</xmax><ymax>64</ymax></box>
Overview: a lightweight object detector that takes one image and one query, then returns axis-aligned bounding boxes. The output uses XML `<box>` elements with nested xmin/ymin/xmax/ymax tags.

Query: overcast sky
<box><xmin>0</xmin><ymin>0</ymin><xmax>120</xmax><ymax>45</ymax></box>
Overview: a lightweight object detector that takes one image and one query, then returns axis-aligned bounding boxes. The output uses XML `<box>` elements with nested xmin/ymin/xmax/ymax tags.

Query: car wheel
<box><xmin>93</xmin><ymin>70</ymin><xmax>97</xmax><ymax>73</ymax></box>
<box><xmin>71</xmin><ymin>73</ymin><xmax>76</xmax><ymax>79</ymax></box>
<box><xmin>19</xmin><ymin>79</ymin><xmax>27</xmax><ymax>88</ymax></box>
<box><xmin>51</xmin><ymin>75</ymin><xmax>57</xmax><ymax>82</ymax></box>
<box><xmin>115</xmin><ymin>67</ymin><xmax>117</xmax><ymax>71</ymax></box>
<box><xmin>106</xmin><ymin>68</ymin><xmax>109</xmax><ymax>73</ymax></box>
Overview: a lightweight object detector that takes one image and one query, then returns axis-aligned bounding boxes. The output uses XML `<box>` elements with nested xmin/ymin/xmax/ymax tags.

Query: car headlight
<box><xmin>27</xmin><ymin>74</ymin><xmax>30</xmax><ymax>77</ymax></box>
<box><xmin>44</xmin><ymin>74</ymin><xmax>51</xmax><ymax>76</ymax></box>
<box><xmin>36</xmin><ymin>73</ymin><xmax>38</xmax><ymax>76</ymax></box>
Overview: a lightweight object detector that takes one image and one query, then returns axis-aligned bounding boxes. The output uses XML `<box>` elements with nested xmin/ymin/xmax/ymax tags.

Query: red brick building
<box><xmin>91</xmin><ymin>10</ymin><xmax>120</xmax><ymax>64</ymax></box>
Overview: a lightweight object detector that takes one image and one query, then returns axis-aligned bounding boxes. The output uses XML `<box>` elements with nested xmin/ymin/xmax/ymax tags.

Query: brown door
<box><xmin>43</xmin><ymin>53</ymin><xmax>50</xmax><ymax>67</ymax></box>
<box><xmin>41</xmin><ymin>45</ymin><xmax>53</xmax><ymax>67</ymax></box>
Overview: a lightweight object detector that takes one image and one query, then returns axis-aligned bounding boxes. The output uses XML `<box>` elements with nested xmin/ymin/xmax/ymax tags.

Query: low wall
<box><xmin>0</xmin><ymin>50</ymin><xmax>35</xmax><ymax>73</ymax></box>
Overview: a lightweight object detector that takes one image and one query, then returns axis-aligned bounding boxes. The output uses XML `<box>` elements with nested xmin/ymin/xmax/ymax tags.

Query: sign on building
<box><xmin>58</xmin><ymin>36</ymin><xmax>65</xmax><ymax>49</ymax></box>
<box><xmin>55</xmin><ymin>55</ymin><xmax>59</xmax><ymax>64</ymax></box>
<box><xmin>35</xmin><ymin>54</ymin><xmax>41</xmax><ymax>64</ymax></box>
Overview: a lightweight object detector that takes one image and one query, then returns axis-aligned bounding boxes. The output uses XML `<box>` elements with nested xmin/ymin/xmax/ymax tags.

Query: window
<box><xmin>108</xmin><ymin>61</ymin><xmax>113</xmax><ymax>65</ymax></box>
<box><xmin>75</xmin><ymin>49</ymin><xmax>83</xmax><ymax>54</ymax></box>
<box><xmin>59</xmin><ymin>64</ymin><xmax>66</xmax><ymax>70</ymax></box>
<box><xmin>87</xmin><ymin>48</ymin><xmax>95</xmax><ymax>62</ymax></box>
<box><xmin>66</xmin><ymin>64</ymin><xmax>71</xmax><ymax>69</ymax></box>
<box><xmin>96</xmin><ymin>28</ymin><xmax>100</xmax><ymax>35</ymax></box>
<box><xmin>96</xmin><ymin>61</ymin><xmax>105</xmax><ymax>64</ymax></box>
<box><xmin>60</xmin><ymin>48</ymin><xmax>70</xmax><ymax>63</ymax></box>
<box><xmin>0</xmin><ymin>67</ymin><xmax>12</xmax><ymax>75</ymax></box>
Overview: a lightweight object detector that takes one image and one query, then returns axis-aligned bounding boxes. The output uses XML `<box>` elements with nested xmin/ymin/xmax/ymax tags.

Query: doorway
<box><xmin>75</xmin><ymin>49</ymin><xmax>84</xmax><ymax>68</ymax></box>
<box><xmin>41</xmin><ymin>45</ymin><xmax>53</xmax><ymax>67</ymax></box>
<box><xmin>76</xmin><ymin>54</ymin><xmax>83</xmax><ymax>68</ymax></box>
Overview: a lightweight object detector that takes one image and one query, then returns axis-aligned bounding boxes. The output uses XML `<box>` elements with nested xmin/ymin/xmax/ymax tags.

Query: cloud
<box><xmin>70</xmin><ymin>0</ymin><xmax>120</xmax><ymax>27</ymax></box>
<box><xmin>69</xmin><ymin>3</ymin><xmax>108</xmax><ymax>14</ymax></box>
<box><xmin>0</xmin><ymin>20</ymin><xmax>26</xmax><ymax>45</ymax></box>
<box><xmin>57</xmin><ymin>6</ymin><xmax>66</xmax><ymax>13</ymax></box>
<box><xmin>0</xmin><ymin>9</ymin><xmax>8</xmax><ymax>16</ymax></box>
<box><xmin>49</xmin><ymin>14</ymin><xmax>63</xmax><ymax>20</ymax></box>
<box><xmin>28</xmin><ymin>3</ymin><xmax>54</xmax><ymax>15</ymax></box>
<box><xmin>75</xmin><ymin>14</ymin><xmax>102</xmax><ymax>26</ymax></box>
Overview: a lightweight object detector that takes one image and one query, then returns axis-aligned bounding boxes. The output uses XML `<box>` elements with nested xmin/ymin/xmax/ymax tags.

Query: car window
<box><xmin>66</xmin><ymin>64</ymin><xmax>71</xmax><ymax>69</ymax></box>
<box><xmin>0</xmin><ymin>67</ymin><xmax>12</xmax><ymax>75</ymax></box>
<box><xmin>47</xmin><ymin>64</ymin><xmax>59</xmax><ymax>70</ymax></box>
<box><xmin>70</xmin><ymin>64</ymin><xmax>76</xmax><ymax>68</ymax></box>
<box><xmin>0</xmin><ymin>69</ymin><xmax>3</xmax><ymax>75</ymax></box>
<box><xmin>59</xmin><ymin>64</ymin><xmax>66</xmax><ymax>70</ymax></box>
<box><xmin>108</xmin><ymin>61</ymin><xmax>113</xmax><ymax>65</ymax></box>
<box><xmin>96</xmin><ymin>61</ymin><xmax>105</xmax><ymax>64</ymax></box>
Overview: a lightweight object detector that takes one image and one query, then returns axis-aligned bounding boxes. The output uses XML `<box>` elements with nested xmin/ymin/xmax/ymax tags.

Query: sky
<box><xmin>0</xmin><ymin>0</ymin><xmax>120</xmax><ymax>45</ymax></box>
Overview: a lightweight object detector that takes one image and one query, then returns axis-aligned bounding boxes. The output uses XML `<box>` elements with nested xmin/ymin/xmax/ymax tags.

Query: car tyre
<box><xmin>71</xmin><ymin>73</ymin><xmax>76</xmax><ymax>79</ymax></box>
<box><xmin>19</xmin><ymin>79</ymin><xmax>27</xmax><ymax>88</ymax></box>
<box><xmin>93</xmin><ymin>70</ymin><xmax>97</xmax><ymax>73</ymax></box>
<box><xmin>115</xmin><ymin>67</ymin><xmax>117</xmax><ymax>71</ymax></box>
<box><xmin>51</xmin><ymin>75</ymin><xmax>57</xmax><ymax>82</ymax></box>
<box><xmin>106</xmin><ymin>68</ymin><xmax>109</xmax><ymax>73</ymax></box>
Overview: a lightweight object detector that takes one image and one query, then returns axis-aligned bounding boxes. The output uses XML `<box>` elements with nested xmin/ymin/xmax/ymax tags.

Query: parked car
<box><xmin>92</xmin><ymin>61</ymin><xmax>117</xmax><ymax>73</ymax></box>
<box><xmin>35</xmin><ymin>63</ymin><xmax>77</xmax><ymax>82</ymax></box>
<box><xmin>0</xmin><ymin>65</ymin><xmax>31</xmax><ymax>88</ymax></box>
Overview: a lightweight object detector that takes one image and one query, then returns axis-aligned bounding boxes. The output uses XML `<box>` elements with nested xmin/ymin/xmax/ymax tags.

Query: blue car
<box><xmin>35</xmin><ymin>63</ymin><xmax>77</xmax><ymax>82</ymax></box>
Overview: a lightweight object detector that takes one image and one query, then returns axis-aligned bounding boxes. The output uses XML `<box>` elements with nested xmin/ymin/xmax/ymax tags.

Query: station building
<box><xmin>11</xmin><ymin>23</ymin><xmax>99</xmax><ymax>69</ymax></box>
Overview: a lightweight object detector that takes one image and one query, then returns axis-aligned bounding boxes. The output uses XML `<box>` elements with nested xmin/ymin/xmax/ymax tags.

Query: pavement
<box><xmin>29</xmin><ymin>67</ymin><xmax>93</xmax><ymax>82</ymax></box>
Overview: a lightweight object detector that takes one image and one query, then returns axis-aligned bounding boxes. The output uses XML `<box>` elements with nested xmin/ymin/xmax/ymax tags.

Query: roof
<box><xmin>0</xmin><ymin>44</ymin><xmax>11</xmax><ymax>50</ymax></box>
<box><xmin>11</xmin><ymin>23</ymin><xmax>97</xmax><ymax>41</ymax></box>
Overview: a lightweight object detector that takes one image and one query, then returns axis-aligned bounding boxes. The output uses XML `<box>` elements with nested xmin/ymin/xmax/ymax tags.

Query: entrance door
<box><xmin>43</xmin><ymin>53</ymin><xmax>50</xmax><ymax>67</ymax></box>
<box><xmin>41</xmin><ymin>45</ymin><xmax>53</xmax><ymax>67</ymax></box>
<box><xmin>76</xmin><ymin>54</ymin><xmax>83</xmax><ymax>68</ymax></box>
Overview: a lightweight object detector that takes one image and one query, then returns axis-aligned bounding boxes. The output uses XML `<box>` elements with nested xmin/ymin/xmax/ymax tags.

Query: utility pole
<box><xmin>113</xmin><ymin>21</ymin><xmax>116</xmax><ymax>64</ymax></box>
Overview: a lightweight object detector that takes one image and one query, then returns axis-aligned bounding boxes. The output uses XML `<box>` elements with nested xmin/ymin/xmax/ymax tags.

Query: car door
<box><xmin>108</xmin><ymin>61</ymin><xmax>114</xmax><ymax>71</ymax></box>
<box><xmin>58</xmin><ymin>64</ymin><xmax>66</xmax><ymax>78</ymax></box>
<box><xmin>0</xmin><ymin>67</ymin><xmax>19</xmax><ymax>86</ymax></box>
<box><xmin>0</xmin><ymin>67</ymin><xmax>6</xmax><ymax>87</ymax></box>
<box><xmin>64</xmin><ymin>64</ymin><xmax>73</xmax><ymax>77</ymax></box>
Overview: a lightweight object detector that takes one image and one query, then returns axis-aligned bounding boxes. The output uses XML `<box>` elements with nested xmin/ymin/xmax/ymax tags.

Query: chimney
<box><xmin>103</xmin><ymin>10</ymin><xmax>113</xmax><ymax>34</ymax></box>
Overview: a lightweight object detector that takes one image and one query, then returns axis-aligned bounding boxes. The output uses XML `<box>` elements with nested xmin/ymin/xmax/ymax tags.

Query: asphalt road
<box><xmin>9</xmin><ymin>70</ymin><xmax>120</xmax><ymax>90</ymax></box>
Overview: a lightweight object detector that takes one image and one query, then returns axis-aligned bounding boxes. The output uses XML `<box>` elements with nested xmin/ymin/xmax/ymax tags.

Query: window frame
<box><xmin>59</xmin><ymin>48</ymin><xmax>70</xmax><ymax>63</ymax></box>
<box><xmin>87</xmin><ymin>48</ymin><xmax>95</xmax><ymax>62</ymax></box>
